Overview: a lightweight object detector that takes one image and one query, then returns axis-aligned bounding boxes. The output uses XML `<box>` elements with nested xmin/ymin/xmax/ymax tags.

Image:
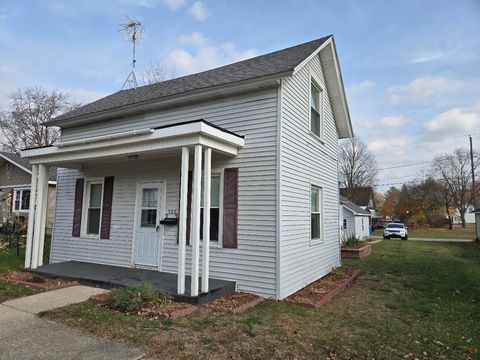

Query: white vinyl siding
<box><xmin>279</xmin><ymin>52</ymin><xmax>341</xmax><ymax>299</ymax></box>
<box><xmin>52</xmin><ymin>88</ymin><xmax>278</xmax><ymax>298</ymax></box>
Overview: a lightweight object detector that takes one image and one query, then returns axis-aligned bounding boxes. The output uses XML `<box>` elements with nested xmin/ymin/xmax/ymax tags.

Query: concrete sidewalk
<box><xmin>0</xmin><ymin>286</ymin><xmax>144</xmax><ymax>360</ymax></box>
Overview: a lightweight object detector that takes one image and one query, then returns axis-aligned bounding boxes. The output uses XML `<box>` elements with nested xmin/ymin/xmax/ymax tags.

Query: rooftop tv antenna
<box><xmin>119</xmin><ymin>16</ymin><xmax>144</xmax><ymax>90</ymax></box>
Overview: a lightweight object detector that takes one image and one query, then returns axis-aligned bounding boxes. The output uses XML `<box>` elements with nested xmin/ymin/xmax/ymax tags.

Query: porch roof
<box><xmin>20</xmin><ymin>119</ymin><xmax>245</xmax><ymax>167</ymax></box>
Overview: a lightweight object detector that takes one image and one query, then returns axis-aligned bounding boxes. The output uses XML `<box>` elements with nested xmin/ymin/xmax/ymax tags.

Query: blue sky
<box><xmin>1</xmin><ymin>0</ymin><xmax>479</xmax><ymax>191</ymax></box>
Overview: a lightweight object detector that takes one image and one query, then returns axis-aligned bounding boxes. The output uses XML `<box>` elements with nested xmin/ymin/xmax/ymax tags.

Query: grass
<box><xmin>42</xmin><ymin>241</ymin><xmax>480</xmax><ymax>359</ymax></box>
<box><xmin>0</xmin><ymin>247</ymin><xmax>38</xmax><ymax>301</ymax></box>
<box><xmin>373</xmin><ymin>224</ymin><xmax>476</xmax><ymax>239</ymax></box>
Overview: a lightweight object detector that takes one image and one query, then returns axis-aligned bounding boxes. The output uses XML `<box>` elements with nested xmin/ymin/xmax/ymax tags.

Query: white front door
<box><xmin>134</xmin><ymin>182</ymin><xmax>164</xmax><ymax>267</ymax></box>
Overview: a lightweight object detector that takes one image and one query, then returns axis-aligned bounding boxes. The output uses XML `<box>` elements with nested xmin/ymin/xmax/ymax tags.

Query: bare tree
<box><xmin>141</xmin><ymin>62</ymin><xmax>176</xmax><ymax>85</ymax></box>
<box><xmin>339</xmin><ymin>136</ymin><xmax>378</xmax><ymax>189</ymax></box>
<box><xmin>0</xmin><ymin>87</ymin><xmax>80</xmax><ymax>153</ymax></box>
<box><xmin>431</xmin><ymin>148</ymin><xmax>480</xmax><ymax>228</ymax></box>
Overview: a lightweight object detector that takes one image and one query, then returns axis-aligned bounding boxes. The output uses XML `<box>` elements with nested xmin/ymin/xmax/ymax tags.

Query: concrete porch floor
<box><xmin>29</xmin><ymin>261</ymin><xmax>236</xmax><ymax>305</ymax></box>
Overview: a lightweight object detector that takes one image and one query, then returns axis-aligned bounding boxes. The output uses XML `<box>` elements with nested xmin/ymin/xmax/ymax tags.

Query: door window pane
<box><xmin>142</xmin><ymin>188</ymin><xmax>158</xmax><ymax>207</ymax></box>
<box><xmin>141</xmin><ymin>209</ymin><xmax>157</xmax><ymax>227</ymax></box>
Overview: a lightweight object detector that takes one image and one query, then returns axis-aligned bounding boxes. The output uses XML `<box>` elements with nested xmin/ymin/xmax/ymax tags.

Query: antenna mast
<box><xmin>119</xmin><ymin>16</ymin><xmax>144</xmax><ymax>90</ymax></box>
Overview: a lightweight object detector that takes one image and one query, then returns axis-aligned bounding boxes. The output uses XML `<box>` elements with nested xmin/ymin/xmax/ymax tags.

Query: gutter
<box><xmin>46</xmin><ymin>71</ymin><xmax>293</xmax><ymax>128</ymax></box>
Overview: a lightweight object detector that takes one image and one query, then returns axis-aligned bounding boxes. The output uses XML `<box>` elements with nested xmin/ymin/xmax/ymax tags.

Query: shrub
<box><xmin>342</xmin><ymin>234</ymin><xmax>360</xmax><ymax>248</ymax></box>
<box><xmin>111</xmin><ymin>282</ymin><xmax>158</xmax><ymax>313</ymax></box>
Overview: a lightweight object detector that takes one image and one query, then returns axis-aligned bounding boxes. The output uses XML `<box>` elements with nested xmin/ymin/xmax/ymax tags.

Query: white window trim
<box><xmin>309</xmin><ymin>71</ymin><xmax>325</xmax><ymax>143</ymax></box>
<box><xmin>199</xmin><ymin>169</ymin><xmax>224</xmax><ymax>248</ymax></box>
<box><xmin>13</xmin><ymin>188</ymin><xmax>31</xmax><ymax>213</ymax></box>
<box><xmin>310</xmin><ymin>183</ymin><xmax>324</xmax><ymax>246</ymax></box>
<box><xmin>81</xmin><ymin>177</ymin><xmax>104</xmax><ymax>239</ymax></box>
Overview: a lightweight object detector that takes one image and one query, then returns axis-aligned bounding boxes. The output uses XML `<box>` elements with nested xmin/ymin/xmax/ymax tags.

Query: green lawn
<box><xmin>373</xmin><ymin>224</ymin><xmax>476</xmax><ymax>239</ymax></box>
<box><xmin>0</xmin><ymin>247</ymin><xmax>38</xmax><ymax>302</ymax></box>
<box><xmin>42</xmin><ymin>241</ymin><xmax>480</xmax><ymax>359</ymax></box>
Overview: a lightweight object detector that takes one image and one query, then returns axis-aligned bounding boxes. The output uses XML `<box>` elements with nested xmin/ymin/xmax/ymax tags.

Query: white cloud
<box><xmin>179</xmin><ymin>32</ymin><xmax>208</xmax><ymax>47</ymax></box>
<box><xmin>424</xmin><ymin>102</ymin><xmax>480</xmax><ymax>135</ymax></box>
<box><xmin>347</xmin><ymin>80</ymin><xmax>375</xmax><ymax>96</ymax></box>
<box><xmin>162</xmin><ymin>0</ymin><xmax>185</xmax><ymax>10</ymax></box>
<box><xmin>188</xmin><ymin>1</ymin><xmax>208</xmax><ymax>21</ymax></box>
<box><xmin>387</xmin><ymin>74</ymin><xmax>469</xmax><ymax>105</ymax></box>
<box><xmin>409</xmin><ymin>51</ymin><xmax>446</xmax><ymax>64</ymax></box>
<box><xmin>165</xmin><ymin>33</ymin><xmax>258</xmax><ymax>75</ymax></box>
<box><xmin>368</xmin><ymin>137</ymin><xmax>410</xmax><ymax>157</ymax></box>
<box><xmin>379</xmin><ymin>115</ymin><xmax>409</xmax><ymax>128</ymax></box>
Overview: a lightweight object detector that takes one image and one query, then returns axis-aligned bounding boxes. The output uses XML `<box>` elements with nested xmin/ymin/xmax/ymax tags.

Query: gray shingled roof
<box><xmin>340</xmin><ymin>195</ymin><xmax>371</xmax><ymax>216</ymax></box>
<box><xmin>53</xmin><ymin>35</ymin><xmax>332</xmax><ymax>123</ymax></box>
<box><xmin>0</xmin><ymin>151</ymin><xmax>57</xmax><ymax>182</ymax></box>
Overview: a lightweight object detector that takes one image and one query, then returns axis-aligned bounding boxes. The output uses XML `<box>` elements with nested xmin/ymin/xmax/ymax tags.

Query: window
<box><xmin>311</xmin><ymin>186</ymin><xmax>322</xmax><ymax>242</ymax></box>
<box><xmin>310</xmin><ymin>80</ymin><xmax>323</xmax><ymax>138</ymax></box>
<box><xmin>141</xmin><ymin>188</ymin><xmax>158</xmax><ymax>227</ymax></box>
<box><xmin>200</xmin><ymin>174</ymin><xmax>221</xmax><ymax>242</ymax></box>
<box><xmin>14</xmin><ymin>189</ymin><xmax>30</xmax><ymax>212</ymax></box>
<box><xmin>343</xmin><ymin>218</ymin><xmax>347</xmax><ymax>230</ymax></box>
<box><xmin>84</xmin><ymin>181</ymin><xmax>103</xmax><ymax>236</ymax></box>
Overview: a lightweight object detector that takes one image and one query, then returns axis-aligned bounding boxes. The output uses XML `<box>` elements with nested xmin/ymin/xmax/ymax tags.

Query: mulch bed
<box><xmin>89</xmin><ymin>292</ymin><xmax>198</xmax><ymax>320</ymax></box>
<box><xmin>202</xmin><ymin>292</ymin><xmax>264</xmax><ymax>314</ymax></box>
<box><xmin>285</xmin><ymin>267</ymin><xmax>360</xmax><ymax>309</ymax></box>
<box><xmin>0</xmin><ymin>271</ymin><xmax>78</xmax><ymax>291</ymax></box>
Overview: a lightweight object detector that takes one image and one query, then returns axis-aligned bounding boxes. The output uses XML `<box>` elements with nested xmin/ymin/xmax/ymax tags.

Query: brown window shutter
<box><xmin>223</xmin><ymin>168</ymin><xmax>238</xmax><ymax>248</ymax></box>
<box><xmin>185</xmin><ymin>171</ymin><xmax>193</xmax><ymax>245</ymax></box>
<box><xmin>72</xmin><ymin>178</ymin><xmax>84</xmax><ymax>237</ymax></box>
<box><xmin>100</xmin><ymin>176</ymin><xmax>114</xmax><ymax>240</ymax></box>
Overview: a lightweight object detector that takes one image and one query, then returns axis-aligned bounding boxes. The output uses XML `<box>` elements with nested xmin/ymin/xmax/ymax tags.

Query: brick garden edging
<box><xmin>286</xmin><ymin>269</ymin><xmax>360</xmax><ymax>309</ymax></box>
<box><xmin>341</xmin><ymin>244</ymin><xmax>372</xmax><ymax>259</ymax></box>
<box><xmin>0</xmin><ymin>272</ymin><xmax>79</xmax><ymax>292</ymax></box>
<box><xmin>202</xmin><ymin>294</ymin><xmax>265</xmax><ymax>314</ymax></box>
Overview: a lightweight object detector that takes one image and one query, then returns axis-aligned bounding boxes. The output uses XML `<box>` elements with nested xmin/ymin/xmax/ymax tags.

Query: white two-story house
<box><xmin>21</xmin><ymin>35</ymin><xmax>353</xmax><ymax>301</ymax></box>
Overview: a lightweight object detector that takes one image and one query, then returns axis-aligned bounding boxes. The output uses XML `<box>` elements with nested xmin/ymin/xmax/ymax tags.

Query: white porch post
<box><xmin>177</xmin><ymin>146</ymin><xmax>189</xmax><ymax>294</ymax></box>
<box><xmin>190</xmin><ymin>144</ymin><xmax>202</xmax><ymax>296</ymax></box>
<box><xmin>37</xmin><ymin>164</ymin><xmax>49</xmax><ymax>267</ymax></box>
<box><xmin>24</xmin><ymin>164</ymin><xmax>38</xmax><ymax>268</ymax></box>
<box><xmin>31</xmin><ymin>164</ymin><xmax>48</xmax><ymax>269</ymax></box>
<box><xmin>201</xmin><ymin>147</ymin><xmax>211</xmax><ymax>293</ymax></box>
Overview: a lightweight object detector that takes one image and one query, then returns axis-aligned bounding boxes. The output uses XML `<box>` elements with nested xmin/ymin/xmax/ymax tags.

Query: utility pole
<box><xmin>469</xmin><ymin>135</ymin><xmax>479</xmax><ymax>242</ymax></box>
<box><xmin>470</xmin><ymin>135</ymin><xmax>476</xmax><ymax>209</ymax></box>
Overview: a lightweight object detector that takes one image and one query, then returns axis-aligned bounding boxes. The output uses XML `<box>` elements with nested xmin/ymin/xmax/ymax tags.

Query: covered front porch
<box><xmin>29</xmin><ymin>261</ymin><xmax>236</xmax><ymax>304</ymax></box>
<box><xmin>21</xmin><ymin>119</ymin><xmax>245</xmax><ymax>299</ymax></box>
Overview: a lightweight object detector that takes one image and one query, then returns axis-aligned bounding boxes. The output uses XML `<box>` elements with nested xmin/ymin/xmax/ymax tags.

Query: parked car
<box><xmin>383</xmin><ymin>223</ymin><xmax>408</xmax><ymax>240</ymax></box>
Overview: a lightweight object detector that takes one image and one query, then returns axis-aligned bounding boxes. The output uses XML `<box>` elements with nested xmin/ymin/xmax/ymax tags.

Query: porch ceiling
<box><xmin>20</xmin><ymin>120</ymin><xmax>245</xmax><ymax>168</ymax></box>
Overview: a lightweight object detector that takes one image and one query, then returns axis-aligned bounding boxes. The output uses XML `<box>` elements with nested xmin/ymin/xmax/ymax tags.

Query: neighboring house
<box><xmin>0</xmin><ymin>152</ymin><xmax>56</xmax><ymax>234</ymax></box>
<box><xmin>340</xmin><ymin>186</ymin><xmax>378</xmax><ymax>228</ymax></box>
<box><xmin>340</xmin><ymin>187</ymin><xmax>377</xmax><ymax>213</ymax></box>
<box><xmin>451</xmin><ymin>205</ymin><xmax>476</xmax><ymax>224</ymax></box>
<box><xmin>340</xmin><ymin>196</ymin><xmax>371</xmax><ymax>240</ymax></box>
<box><xmin>21</xmin><ymin>35</ymin><xmax>353</xmax><ymax>300</ymax></box>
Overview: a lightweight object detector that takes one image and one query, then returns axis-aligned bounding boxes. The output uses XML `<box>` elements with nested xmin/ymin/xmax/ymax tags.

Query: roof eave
<box><xmin>47</xmin><ymin>71</ymin><xmax>292</xmax><ymax>128</ymax></box>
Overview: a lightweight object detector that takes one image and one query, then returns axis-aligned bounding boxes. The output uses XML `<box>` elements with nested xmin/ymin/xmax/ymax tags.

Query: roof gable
<box><xmin>51</xmin><ymin>36</ymin><xmax>332</xmax><ymax>125</ymax></box>
<box><xmin>340</xmin><ymin>196</ymin><xmax>371</xmax><ymax>216</ymax></box>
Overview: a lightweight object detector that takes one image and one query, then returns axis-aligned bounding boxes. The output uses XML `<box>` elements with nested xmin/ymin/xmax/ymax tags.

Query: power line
<box><xmin>378</xmin><ymin>161</ymin><xmax>433</xmax><ymax>171</ymax></box>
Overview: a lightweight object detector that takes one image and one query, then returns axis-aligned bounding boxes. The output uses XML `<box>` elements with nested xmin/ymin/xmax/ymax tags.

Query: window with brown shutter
<box><xmin>100</xmin><ymin>176</ymin><xmax>114</xmax><ymax>239</ymax></box>
<box><xmin>223</xmin><ymin>168</ymin><xmax>238</xmax><ymax>248</ymax></box>
<box><xmin>72</xmin><ymin>178</ymin><xmax>84</xmax><ymax>237</ymax></box>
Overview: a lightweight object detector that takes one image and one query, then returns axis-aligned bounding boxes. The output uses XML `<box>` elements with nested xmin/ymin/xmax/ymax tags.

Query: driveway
<box><xmin>0</xmin><ymin>286</ymin><xmax>144</xmax><ymax>360</ymax></box>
